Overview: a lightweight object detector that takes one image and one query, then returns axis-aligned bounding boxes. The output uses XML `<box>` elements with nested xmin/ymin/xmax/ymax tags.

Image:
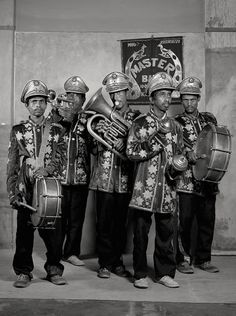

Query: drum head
<box><xmin>193</xmin><ymin>123</ymin><xmax>231</xmax><ymax>182</ymax></box>
<box><xmin>193</xmin><ymin>124</ymin><xmax>213</xmax><ymax>181</ymax></box>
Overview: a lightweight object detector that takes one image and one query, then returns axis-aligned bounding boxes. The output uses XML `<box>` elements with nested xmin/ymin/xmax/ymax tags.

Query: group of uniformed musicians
<box><xmin>7</xmin><ymin>71</ymin><xmax>222</xmax><ymax>289</ymax></box>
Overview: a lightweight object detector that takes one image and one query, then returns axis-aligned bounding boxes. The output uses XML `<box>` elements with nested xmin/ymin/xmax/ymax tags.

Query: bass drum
<box><xmin>193</xmin><ymin>123</ymin><xmax>231</xmax><ymax>183</ymax></box>
<box><xmin>31</xmin><ymin>177</ymin><xmax>62</xmax><ymax>228</ymax></box>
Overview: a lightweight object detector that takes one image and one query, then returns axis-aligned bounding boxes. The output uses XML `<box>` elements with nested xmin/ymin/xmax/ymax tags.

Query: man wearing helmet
<box><xmin>126</xmin><ymin>72</ymin><xmax>187</xmax><ymax>289</ymax></box>
<box><xmin>175</xmin><ymin>77</ymin><xmax>219</xmax><ymax>274</ymax></box>
<box><xmin>55</xmin><ymin>76</ymin><xmax>94</xmax><ymax>267</ymax></box>
<box><xmin>89</xmin><ymin>71</ymin><xmax>140</xmax><ymax>279</ymax></box>
<box><xmin>7</xmin><ymin>79</ymin><xmax>67</xmax><ymax>288</ymax></box>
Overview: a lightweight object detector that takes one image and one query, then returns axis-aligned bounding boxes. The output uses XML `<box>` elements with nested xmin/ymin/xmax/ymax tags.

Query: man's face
<box><xmin>66</xmin><ymin>92</ymin><xmax>85</xmax><ymax>114</ymax></box>
<box><xmin>150</xmin><ymin>89</ymin><xmax>172</xmax><ymax>113</ymax></box>
<box><xmin>181</xmin><ymin>94</ymin><xmax>199</xmax><ymax>114</ymax></box>
<box><xmin>111</xmin><ymin>90</ymin><xmax>128</xmax><ymax>111</ymax></box>
<box><xmin>26</xmin><ymin>96</ymin><xmax>47</xmax><ymax>118</ymax></box>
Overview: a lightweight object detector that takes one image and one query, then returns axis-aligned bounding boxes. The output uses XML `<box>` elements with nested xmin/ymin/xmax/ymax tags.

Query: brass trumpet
<box><xmin>84</xmin><ymin>88</ymin><xmax>131</xmax><ymax>160</ymax></box>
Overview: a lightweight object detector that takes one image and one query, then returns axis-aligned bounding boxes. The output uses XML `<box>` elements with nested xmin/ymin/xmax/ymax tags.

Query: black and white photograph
<box><xmin>0</xmin><ymin>0</ymin><xmax>236</xmax><ymax>315</ymax></box>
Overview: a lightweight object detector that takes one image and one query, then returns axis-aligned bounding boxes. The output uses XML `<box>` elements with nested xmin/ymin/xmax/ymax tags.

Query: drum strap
<box><xmin>36</xmin><ymin>120</ymin><xmax>51</xmax><ymax>169</ymax></box>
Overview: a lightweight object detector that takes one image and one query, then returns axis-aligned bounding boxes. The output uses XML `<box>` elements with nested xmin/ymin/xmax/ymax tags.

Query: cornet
<box><xmin>84</xmin><ymin>88</ymin><xmax>131</xmax><ymax>160</ymax></box>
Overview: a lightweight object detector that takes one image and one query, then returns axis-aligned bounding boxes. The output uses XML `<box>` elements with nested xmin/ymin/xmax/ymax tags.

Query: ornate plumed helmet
<box><xmin>102</xmin><ymin>71</ymin><xmax>131</xmax><ymax>93</ymax></box>
<box><xmin>64</xmin><ymin>76</ymin><xmax>89</xmax><ymax>94</ymax></box>
<box><xmin>176</xmin><ymin>77</ymin><xmax>202</xmax><ymax>96</ymax></box>
<box><xmin>146</xmin><ymin>72</ymin><xmax>175</xmax><ymax>96</ymax></box>
<box><xmin>21</xmin><ymin>80</ymin><xmax>48</xmax><ymax>103</ymax></box>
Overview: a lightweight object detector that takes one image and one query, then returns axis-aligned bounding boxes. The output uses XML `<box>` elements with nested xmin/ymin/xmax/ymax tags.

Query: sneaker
<box><xmin>156</xmin><ymin>275</ymin><xmax>180</xmax><ymax>288</ymax></box>
<box><xmin>177</xmin><ymin>261</ymin><xmax>194</xmax><ymax>274</ymax></box>
<box><xmin>47</xmin><ymin>274</ymin><xmax>67</xmax><ymax>285</ymax></box>
<box><xmin>112</xmin><ymin>266</ymin><xmax>131</xmax><ymax>278</ymax></box>
<box><xmin>195</xmin><ymin>261</ymin><xmax>219</xmax><ymax>273</ymax></box>
<box><xmin>134</xmin><ymin>277</ymin><xmax>149</xmax><ymax>289</ymax></box>
<box><xmin>13</xmin><ymin>274</ymin><xmax>31</xmax><ymax>288</ymax></box>
<box><xmin>63</xmin><ymin>255</ymin><xmax>85</xmax><ymax>266</ymax></box>
<box><xmin>97</xmin><ymin>267</ymin><xmax>111</xmax><ymax>279</ymax></box>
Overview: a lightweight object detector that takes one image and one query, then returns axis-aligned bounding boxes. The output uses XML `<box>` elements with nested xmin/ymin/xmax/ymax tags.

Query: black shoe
<box><xmin>195</xmin><ymin>261</ymin><xmax>219</xmax><ymax>273</ymax></box>
<box><xmin>46</xmin><ymin>274</ymin><xmax>67</xmax><ymax>285</ymax></box>
<box><xmin>177</xmin><ymin>261</ymin><xmax>194</xmax><ymax>274</ymax></box>
<box><xmin>112</xmin><ymin>265</ymin><xmax>131</xmax><ymax>278</ymax></box>
<box><xmin>13</xmin><ymin>274</ymin><xmax>31</xmax><ymax>288</ymax></box>
<box><xmin>97</xmin><ymin>267</ymin><xmax>111</xmax><ymax>278</ymax></box>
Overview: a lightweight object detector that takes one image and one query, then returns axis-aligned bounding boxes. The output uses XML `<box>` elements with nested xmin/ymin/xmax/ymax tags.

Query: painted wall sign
<box><xmin>121</xmin><ymin>36</ymin><xmax>184</xmax><ymax>104</ymax></box>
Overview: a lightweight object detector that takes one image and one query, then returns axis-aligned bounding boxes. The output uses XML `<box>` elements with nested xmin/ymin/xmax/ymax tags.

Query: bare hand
<box><xmin>33</xmin><ymin>167</ymin><xmax>49</xmax><ymax>179</ymax></box>
<box><xmin>58</xmin><ymin>108</ymin><xmax>74</xmax><ymax>122</ymax></box>
<box><xmin>187</xmin><ymin>151</ymin><xmax>197</xmax><ymax>164</ymax></box>
<box><xmin>95</xmin><ymin>120</ymin><xmax>109</xmax><ymax>134</ymax></box>
<box><xmin>10</xmin><ymin>195</ymin><xmax>23</xmax><ymax>209</ymax></box>
<box><xmin>113</xmin><ymin>138</ymin><xmax>125</xmax><ymax>152</ymax></box>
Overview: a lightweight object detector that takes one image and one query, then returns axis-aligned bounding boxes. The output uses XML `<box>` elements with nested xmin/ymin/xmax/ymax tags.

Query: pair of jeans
<box><xmin>176</xmin><ymin>192</ymin><xmax>216</xmax><ymax>265</ymax></box>
<box><xmin>133</xmin><ymin>209</ymin><xmax>176</xmax><ymax>280</ymax></box>
<box><xmin>95</xmin><ymin>191</ymin><xmax>130</xmax><ymax>269</ymax></box>
<box><xmin>61</xmin><ymin>185</ymin><xmax>88</xmax><ymax>259</ymax></box>
<box><xmin>13</xmin><ymin>208</ymin><xmax>64</xmax><ymax>277</ymax></box>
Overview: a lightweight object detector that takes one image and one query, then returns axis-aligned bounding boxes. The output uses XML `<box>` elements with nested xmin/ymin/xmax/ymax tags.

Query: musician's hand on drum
<box><xmin>10</xmin><ymin>194</ymin><xmax>23</xmax><ymax>209</ymax></box>
<box><xmin>186</xmin><ymin>150</ymin><xmax>197</xmax><ymax>164</ymax></box>
<box><xmin>33</xmin><ymin>167</ymin><xmax>49</xmax><ymax>179</ymax></box>
<box><xmin>113</xmin><ymin>138</ymin><xmax>126</xmax><ymax>152</ymax></box>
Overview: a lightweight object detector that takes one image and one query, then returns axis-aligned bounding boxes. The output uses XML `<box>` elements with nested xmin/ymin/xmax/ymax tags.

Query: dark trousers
<box><xmin>96</xmin><ymin>191</ymin><xmax>130</xmax><ymax>269</ymax></box>
<box><xmin>13</xmin><ymin>208</ymin><xmax>64</xmax><ymax>277</ymax></box>
<box><xmin>61</xmin><ymin>185</ymin><xmax>88</xmax><ymax>259</ymax></box>
<box><xmin>176</xmin><ymin>192</ymin><xmax>216</xmax><ymax>265</ymax></box>
<box><xmin>133</xmin><ymin>209</ymin><xmax>176</xmax><ymax>280</ymax></box>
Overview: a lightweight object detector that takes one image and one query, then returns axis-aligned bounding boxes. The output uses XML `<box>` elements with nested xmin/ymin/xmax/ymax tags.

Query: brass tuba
<box><xmin>83</xmin><ymin>88</ymin><xmax>131</xmax><ymax>160</ymax></box>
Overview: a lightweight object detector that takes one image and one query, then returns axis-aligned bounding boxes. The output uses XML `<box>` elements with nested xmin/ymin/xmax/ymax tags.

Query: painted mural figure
<box><xmin>175</xmin><ymin>77</ymin><xmax>220</xmax><ymax>274</ymax></box>
<box><xmin>88</xmin><ymin>71</ymin><xmax>140</xmax><ymax>279</ymax></box>
<box><xmin>54</xmin><ymin>76</ymin><xmax>94</xmax><ymax>267</ymax></box>
<box><xmin>6</xmin><ymin>80</ymin><xmax>67</xmax><ymax>288</ymax></box>
<box><xmin>126</xmin><ymin>72</ymin><xmax>187</xmax><ymax>289</ymax></box>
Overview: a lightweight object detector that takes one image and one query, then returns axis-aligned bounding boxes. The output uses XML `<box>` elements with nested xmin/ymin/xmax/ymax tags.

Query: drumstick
<box><xmin>19</xmin><ymin>202</ymin><xmax>37</xmax><ymax>213</ymax></box>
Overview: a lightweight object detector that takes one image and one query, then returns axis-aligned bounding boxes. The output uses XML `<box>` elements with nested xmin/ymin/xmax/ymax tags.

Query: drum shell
<box><xmin>193</xmin><ymin>123</ymin><xmax>231</xmax><ymax>183</ymax></box>
<box><xmin>31</xmin><ymin>177</ymin><xmax>62</xmax><ymax>228</ymax></box>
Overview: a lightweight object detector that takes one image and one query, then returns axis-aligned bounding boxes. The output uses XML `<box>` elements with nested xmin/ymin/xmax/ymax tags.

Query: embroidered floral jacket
<box><xmin>89</xmin><ymin>109</ymin><xmax>140</xmax><ymax>193</ymax></box>
<box><xmin>126</xmin><ymin>110</ymin><xmax>184</xmax><ymax>213</ymax></box>
<box><xmin>7</xmin><ymin>117</ymin><xmax>65</xmax><ymax>204</ymax></box>
<box><xmin>56</xmin><ymin>112</ymin><xmax>95</xmax><ymax>186</ymax></box>
<box><xmin>175</xmin><ymin>111</ymin><xmax>218</xmax><ymax>196</ymax></box>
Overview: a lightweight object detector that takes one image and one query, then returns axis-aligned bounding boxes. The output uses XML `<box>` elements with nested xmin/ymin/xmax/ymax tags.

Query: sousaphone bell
<box><xmin>83</xmin><ymin>88</ymin><xmax>131</xmax><ymax>160</ymax></box>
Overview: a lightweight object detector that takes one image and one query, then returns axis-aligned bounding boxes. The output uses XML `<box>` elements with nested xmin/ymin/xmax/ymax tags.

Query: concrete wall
<box><xmin>205</xmin><ymin>0</ymin><xmax>236</xmax><ymax>253</ymax></box>
<box><xmin>0</xmin><ymin>0</ymin><xmax>15</xmax><ymax>248</ymax></box>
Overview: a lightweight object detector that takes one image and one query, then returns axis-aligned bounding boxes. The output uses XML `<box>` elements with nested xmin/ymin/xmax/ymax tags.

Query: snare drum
<box><xmin>193</xmin><ymin>123</ymin><xmax>231</xmax><ymax>183</ymax></box>
<box><xmin>31</xmin><ymin>177</ymin><xmax>62</xmax><ymax>228</ymax></box>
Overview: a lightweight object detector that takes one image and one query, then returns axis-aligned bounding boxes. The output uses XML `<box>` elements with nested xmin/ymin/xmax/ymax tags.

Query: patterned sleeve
<box><xmin>45</xmin><ymin>126</ymin><xmax>67</xmax><ymax>176</ymax></box>
<box><xmin>203</xmin><ymin>112</ymin><xmax>218</xmax><ymax>125</ymax></box>
<box><xmin>6</xmin><ymin>127</ymin><xmax>21</xmax><ymax>202</ymax></box>
<box><xmin>126</xmin><ymin>115</ymin><xmax>164</xmax><ymax>161</ymax></box>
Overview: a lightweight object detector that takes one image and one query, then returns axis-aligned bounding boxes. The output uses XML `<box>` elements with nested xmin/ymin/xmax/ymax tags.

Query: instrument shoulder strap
<box><xmin>36</xmin><ymin>119</ymin><xmax>51</xmax><ymax>169</ymax></box>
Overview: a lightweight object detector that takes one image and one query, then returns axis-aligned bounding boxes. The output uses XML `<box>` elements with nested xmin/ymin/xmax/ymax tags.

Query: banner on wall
<box><xmin>121</xmin><ymin>36</ymin><xmax>184</xmax><ymax>104</ymax></box>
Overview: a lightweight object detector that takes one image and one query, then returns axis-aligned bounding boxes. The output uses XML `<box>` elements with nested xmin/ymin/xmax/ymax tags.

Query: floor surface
<box><xmin>0</xmin><ymin>249</ymin><xmax>236</xmax><ymax>315</ymax></box>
